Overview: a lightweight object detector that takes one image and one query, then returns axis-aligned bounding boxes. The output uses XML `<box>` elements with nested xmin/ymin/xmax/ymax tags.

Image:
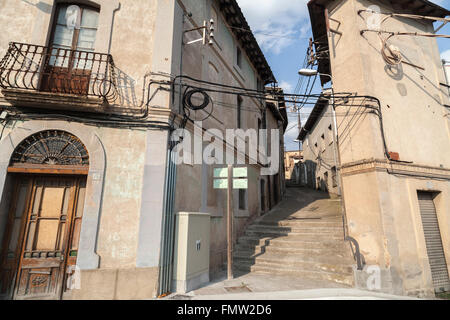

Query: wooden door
<box><xmin>0</xmin><ymin>175</ymin><xmax>86</xmax><ymax>300</ymax></box>
<box><xmin>0</xmin><ymin>178</ymin><xmax>32</xmax><ymax>299</ymax></box>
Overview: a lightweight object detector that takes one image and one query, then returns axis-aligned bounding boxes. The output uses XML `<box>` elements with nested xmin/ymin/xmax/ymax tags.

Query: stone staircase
<box><xmin>233</xmin><ymin>188</ymin><xmax>355</xmax><ymax>287</ymax></box>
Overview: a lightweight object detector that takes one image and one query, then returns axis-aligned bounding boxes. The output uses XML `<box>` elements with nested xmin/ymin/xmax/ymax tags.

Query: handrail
<box><xmin>0</xmin><ymin>42</ymin><xmax>119</xmax><ymax>104</ymax></box>
<box><xmin>341</xmin><ymin>198</ymin><xmax>365</xmax><ymax>271</ymax></box>
<box><xmin>345</xmin><ymin>234</ymin><xmax>366</xmax><ymax>271</ymax></box>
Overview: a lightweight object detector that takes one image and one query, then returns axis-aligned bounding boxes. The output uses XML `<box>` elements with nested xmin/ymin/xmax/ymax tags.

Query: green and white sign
<box><xmin>233</xmin><ymin>179</ymin><xmax>248</xmax><ymax>189</ymax></box>
<box><xmin>233</xmin><ymin>167</ymin><xmax>248</xmax><ymax>178</ymax></box>
<box><xmin>213</xmin><ymin>178</ymin><xmax>228</xmax><ymax>189</ymax></box>
<box><xmin>213</xmin><ymin>166</ymin><xmax>249</xmax><ymax>190</ymax></box>
<box><xmin>214</xmin><ymin>168</ymin><xmax>228</xmax><ymax>178</ymax></box>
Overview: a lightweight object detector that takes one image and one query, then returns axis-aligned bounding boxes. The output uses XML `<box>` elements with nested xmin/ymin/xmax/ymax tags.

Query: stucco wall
<box><xmin>302</xmin><ymin>103</ymin><xmax>339</xmax><ymax>194</ymax></box>
<box><xmin>0</xmin><ymin>119</ymin><xmax>165</xmax><ymax>299</ymax></box>
<box><xmin>327</xmin><ymin>0</ymin><xmax>450</xmax><ymax>167</ymax></box>
<box><xmin>320</xmin><ymin>0</ymin><xmax>450</xmax><ymax>296</ymax></box>
<box><xmin>0</xmin><ymin>0</ymin><xmax>157</xmax><ymax>108</ymax></box>
<box><xmin>0</xmin><ymin>120</ymin><xmax>148</xmax><ymax>268</ymax></box>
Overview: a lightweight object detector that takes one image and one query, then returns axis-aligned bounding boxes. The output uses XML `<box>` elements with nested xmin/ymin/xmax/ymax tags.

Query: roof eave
<box><xmin>218</xmin><ymin>0</ymin><xmax>276</xmax><ymax>84</ymax></box>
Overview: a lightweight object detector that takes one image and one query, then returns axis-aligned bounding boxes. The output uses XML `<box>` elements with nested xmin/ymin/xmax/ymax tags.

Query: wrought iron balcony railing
<box><xmin>0</xmin><ymin>42</ymin><xmax>119</xmax><ymax>104</ymax></box>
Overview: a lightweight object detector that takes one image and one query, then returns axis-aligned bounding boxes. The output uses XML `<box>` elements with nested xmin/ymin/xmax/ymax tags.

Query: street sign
<box><xmin>213</xmin><ymin>178</ymin><xmax>228</xmax><ymax>189</ymax></box>
<box><xmin>214</xmin><ymin>168</ymin><xmax>228</xmax><ymax>178</ymax></box>
<box><xmin>233</xmin><ymin>179</ymin><xmax>248</xmax><ymax>189</ymax></box>
<box><xmin>213</xmin><ymin>167</ymin><xmax>248</xmax><ymax>189</ymax></box>
<box><xmin>233</xmin><ymin>167</ymin><xmax>248</xmax><ymax>178</ymax></box>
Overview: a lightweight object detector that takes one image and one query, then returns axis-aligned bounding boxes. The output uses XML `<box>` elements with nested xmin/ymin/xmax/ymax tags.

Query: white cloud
<box><xmin>237</xmin><ymin>0</ymin><xmax>310</xmax><ymax>54</ymax></box>
<box><xmin>279</xmin><ymin>80</ymin><xmax>293</xmax><ymax>93</ymax></box>
<box><xmin>441</xmin><ymin>49</ymin><xmax>450</xmax><ymax>62</ymax></box>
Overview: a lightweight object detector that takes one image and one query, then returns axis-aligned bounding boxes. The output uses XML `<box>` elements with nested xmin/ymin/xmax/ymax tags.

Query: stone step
<box><xmin>247</xmin><ymin>224</ymin><xmax>344</xmax><ymax>234</ymax></box>
<box><xmin>234</xmin><ymin>255</ymin><xmax>353</xmax><ymax>275</ymax></box>
<box><xmin>257</xmin><ymin>219</ymin><xmax>343</xmax><ymax>228</ymax></box>
<box><xmin>233</xmin><ymin>250</ymin><xmax>353</xmax><ymax>265</ymax></box>
<box><xmin>237</xmin><ymin>236</ymin><xmax>347</xmax><ymax>249</ymax></box>
<box><xmin>234</xmin><ymin>263</ymin><xmax>354</xmax><ymax>287</ymax></box>
<box><xmin>243</xmin><ymin>230</ymin><xmax>343</xmax><ymax>240</ymax></box>
<box><xmin>234</xmin><ymin>244</ymin><xmax>352</xmax><ymax>258</ymax></box>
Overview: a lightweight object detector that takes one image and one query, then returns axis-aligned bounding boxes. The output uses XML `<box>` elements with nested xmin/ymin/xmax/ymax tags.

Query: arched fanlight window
<box><xmin>10</xmin><ymin>130</ymin><xmax>89</xmax><ymax>166</ymax></box>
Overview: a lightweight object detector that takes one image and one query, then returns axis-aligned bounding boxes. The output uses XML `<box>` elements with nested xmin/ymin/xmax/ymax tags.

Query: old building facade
<box><xmin>0</xmin><ymin>0</ymin><xmax>285</xmax><ymax>300</ymax></box>
<box><xmin>302</xmin><ymin>0</ymin><xmax>450</xmax><ymax>296</ymax></box>
<box><xmin>284</xmin><ymin>150</ymin><xmax>303</xmax><ymax>182</ymax></box>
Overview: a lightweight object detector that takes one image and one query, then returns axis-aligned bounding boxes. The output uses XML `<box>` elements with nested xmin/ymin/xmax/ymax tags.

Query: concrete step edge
<box><xmin>234</xmin><ymin>264</ymin><xmax>354</xmax><ymax>280</ymax></box>
<box><xmin>234</xmin><ymin>256</ymin><xmax>354</xmax><ymax>270</ymax></box>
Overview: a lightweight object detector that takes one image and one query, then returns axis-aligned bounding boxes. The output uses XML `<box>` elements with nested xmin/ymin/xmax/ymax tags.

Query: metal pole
<box><xmin>297</xmin><ymin>109</ymin><xmax>302</xmax><ymax>158</ymax></box>
<box><xmin>227</xmin><ymin>164</ymin><xmax>234</xmax><ymax>280</ymax></box>
<box><xmin>179</xmin><ymin>14</ymin><xmax>186</xmax><ymax>114</ymax></box>
<box><xmin>330</xmin><ymin>94</ymin><xmax>341</xmax><ymax>195</ymax></box>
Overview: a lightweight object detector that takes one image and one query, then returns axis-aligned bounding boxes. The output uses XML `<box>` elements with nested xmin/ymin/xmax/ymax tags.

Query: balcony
<box><xmin>0</xmin><ymin>42</ymin><xmax>123</xmax><ymax>113</ymax></box>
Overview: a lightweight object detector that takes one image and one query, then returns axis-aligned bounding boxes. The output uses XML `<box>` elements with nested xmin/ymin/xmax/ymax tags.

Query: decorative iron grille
<box><xmin>0</xmin><ymin>42</ymin><xmax>118</xmax><ymax>104</ymax></box>
<box><xmin>10</xmin><ymin>130</ymin><xmax>89</xmax><ymax>166</ymax></box>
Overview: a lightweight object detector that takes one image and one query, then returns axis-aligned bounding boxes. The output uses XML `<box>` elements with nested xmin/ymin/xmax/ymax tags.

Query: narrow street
<box><xmin>168</xmin><ymin>187</ymin><xmax>419</xmax><ymax>300</ymax></box>
<box><xmin>177</xmin><ymin>187</ymin><xmax>352</xmax><ymax>297</ymax></box>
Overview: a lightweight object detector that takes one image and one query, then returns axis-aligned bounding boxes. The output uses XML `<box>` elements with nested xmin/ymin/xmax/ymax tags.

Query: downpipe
<box><xmin>158</xmin><ymin>133</ymin><xmax>178</xmax><ymax>297</ymax></box>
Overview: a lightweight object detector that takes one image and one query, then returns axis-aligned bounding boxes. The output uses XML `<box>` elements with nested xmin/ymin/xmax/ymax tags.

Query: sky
<box><xmin>236</xmin><ymin>0</ymin><xmax>450</xmax><ymax>151</ymax></box>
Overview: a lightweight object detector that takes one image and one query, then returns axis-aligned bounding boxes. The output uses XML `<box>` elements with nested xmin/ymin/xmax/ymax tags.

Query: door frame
<box><xmin>1</xmin><ymin>173</ymin><xmax>87</xmax><ymax>300</ymax></box>
<box><xmin>40</xmin><ymin>3</ymin><xmax>100</xmax><ymax>95</ymax></box>
<box><xmin>0</xmin><ymin>122</ymin><xmax>106</xmax><ymax>271</ymax></box>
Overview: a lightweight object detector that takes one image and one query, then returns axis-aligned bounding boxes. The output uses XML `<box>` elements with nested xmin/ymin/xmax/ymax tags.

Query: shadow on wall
<box><xmin>304</xmin><ymin>160</ymin><xmax>318</xmax><ymax>189</ymax></box>
<box><xmin>21</xmin><ymin>0</ymin><xmax>52</xmax><ymax>14</ymax></box>
<box><xmin>114</xmin><ymin>67</ymin><xmax>138</xmax><ymax>108</ymax></box>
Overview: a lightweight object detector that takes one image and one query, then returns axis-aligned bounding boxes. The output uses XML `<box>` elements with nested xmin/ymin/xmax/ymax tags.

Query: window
<box><xmin>236</xmin><ymin>46</ymin><xmax>242</xmax><ymax>68</ymax></box>
<box><xmin>237</xmin><ymin>95</ymin><xmax>243</xmax><ymax>128</ymax></box>
<box><xmin>239</xmin><ymin>189</ymin><xmax>247</xmax><ymax>210</ymax></box>
<box><xmin>50</xmin><ymin>4</ymin><xmax>99</xmax><ymax>59</ymax></box>
<box><xmin>257</xmin><ymin>78</ymin><xmax>263</xmax><ymax>91</ymax></box>
<box><xmin>328</xmin><ymin>124</ymin><xmax>334</xmax><ymax>145</ymax></box>
<box><xmin>41</xmin><ymin>4</ymin><xmax>99</xmax><ymax>94</ymax></box>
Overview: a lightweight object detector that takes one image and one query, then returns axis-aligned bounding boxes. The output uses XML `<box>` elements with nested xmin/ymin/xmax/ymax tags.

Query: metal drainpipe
<box><xmin>442</xmin><ymin>60</ymin><xmax>450</xmax><ymax>98</ymax></box>
<box><xmin>158</xmin><ymin>138</ymin><xmax>177</xmax><ymax>296</ymax></box>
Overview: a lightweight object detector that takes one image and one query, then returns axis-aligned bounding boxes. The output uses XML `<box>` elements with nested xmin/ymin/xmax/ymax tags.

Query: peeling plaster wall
<box><xmin>0</xmin><ymin>120</ymin><xmax>148</xmax><ymax>269</ymax></box>
<box><xmin>93</xmin><ymin>127</ymin><xmax>147</xmax><ymax>269</ymax></box>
